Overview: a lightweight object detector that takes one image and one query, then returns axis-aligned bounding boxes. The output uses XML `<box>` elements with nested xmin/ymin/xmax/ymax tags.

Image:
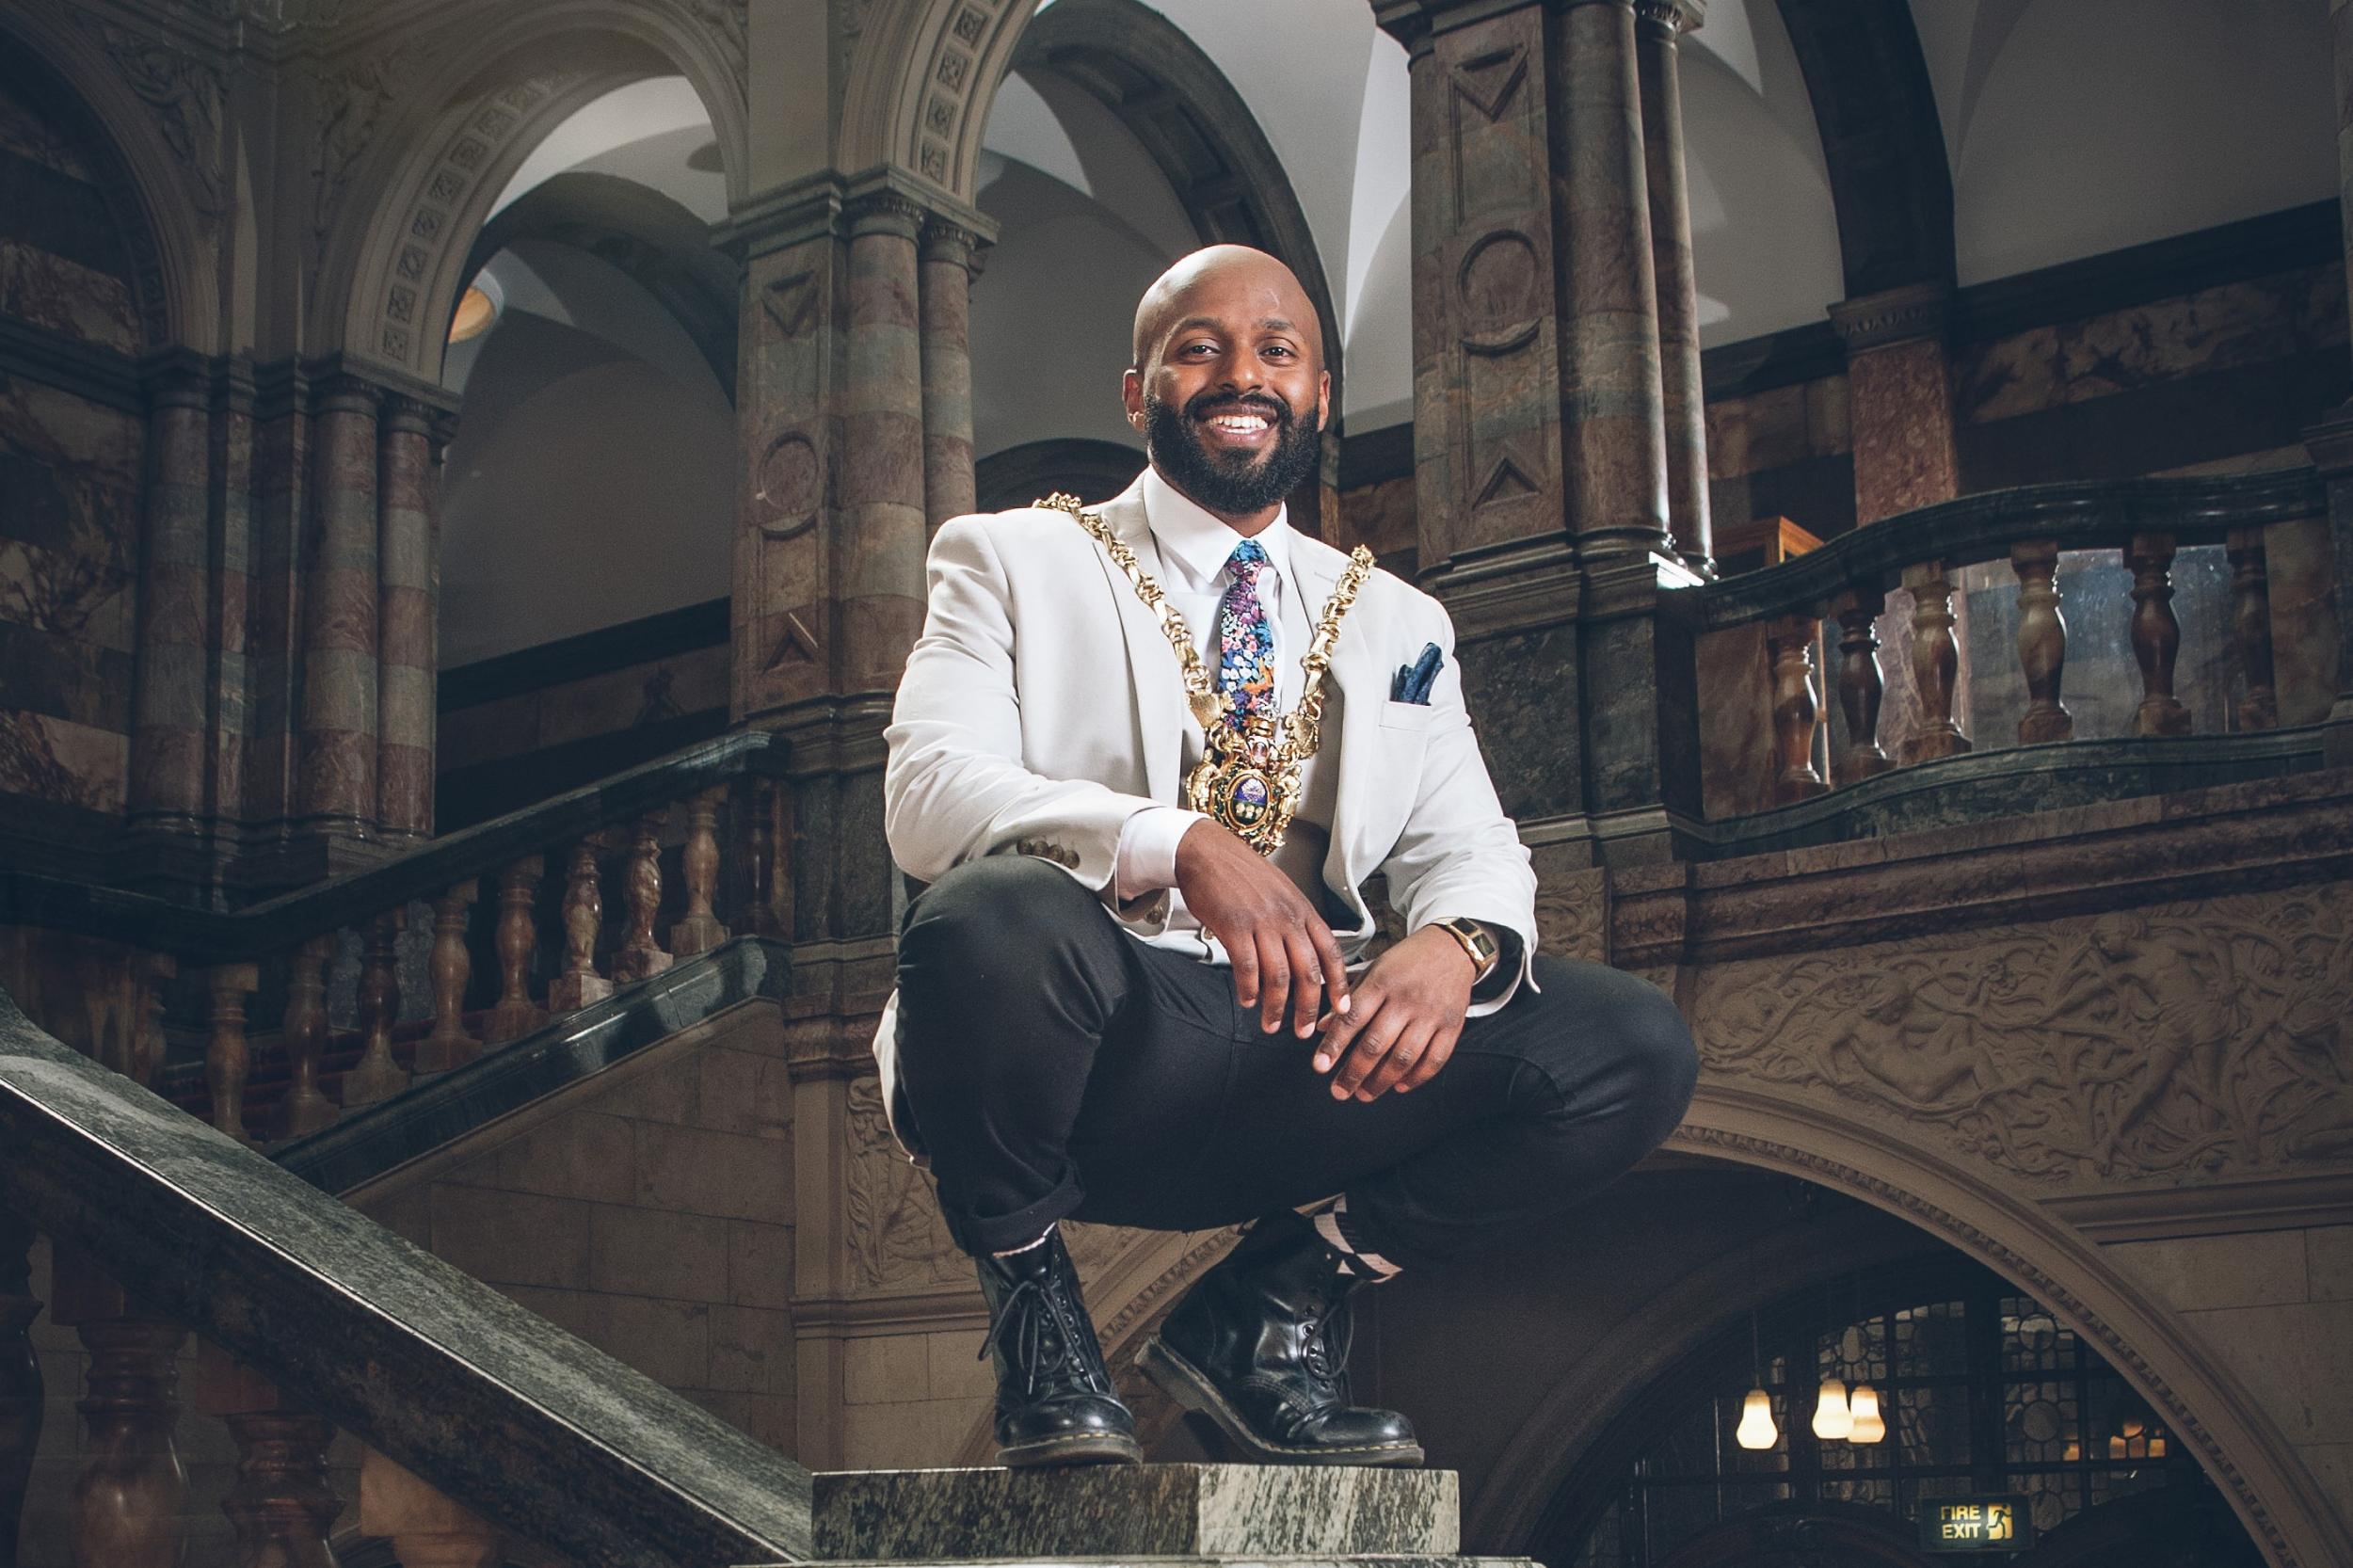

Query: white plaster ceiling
<box><xmin>1913</xmin><ymin>0</ymin><xmax>2335</xmax><ymax>284</ymax></box>
<box><xmin>490</xmin><ymin>75</ymin><xmax>727</xmax><ymax>225</ymax></box>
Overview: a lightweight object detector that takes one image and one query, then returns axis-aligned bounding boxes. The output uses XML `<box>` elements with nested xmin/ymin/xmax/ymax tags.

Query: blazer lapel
<box><xmin>1088</xmin><ymin>482</ymin><xmax>1188</xmax><ymax>804</ymax></box>
<box><xmin>1293</xmin><ymin>541</ymin><xmax>1383</xmax><ymax>904</ymax></box>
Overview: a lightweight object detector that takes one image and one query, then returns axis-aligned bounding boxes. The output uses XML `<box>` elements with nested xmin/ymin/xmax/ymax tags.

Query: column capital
<box><xmin>378</xmin><ymin>394</ymin><xmax>436</xmax><ymax>437</ymax></box>
<box><xmin>1828</xmin><ymin>280</ymin><xmax>1954</xmax><ymax>355</ymax></box>
<box><xmin>919</xmin><ymin>216</ymin><xmax>990</xmax><ymax>274</ymax></box>
<box><xmin>1633</xmin><ymin>0</ymin><xmax>1704</xmax><ymax>36</ymax></box>
<box><xmin>844</xmin><ymin>189</ymin><xmax>927</xmax><ymax>241</ymax></box>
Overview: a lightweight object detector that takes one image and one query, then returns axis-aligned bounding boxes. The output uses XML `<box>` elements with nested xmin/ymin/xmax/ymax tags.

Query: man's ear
<box><xmin>1122</xmin><ymin>366</ymin><xmax>1145</xmax><ymax>428</ymax></box>
<box><xmin>1316</xmin><ymin>369</ymin><xmax>1331</xmax><ymax>429</ymax></box>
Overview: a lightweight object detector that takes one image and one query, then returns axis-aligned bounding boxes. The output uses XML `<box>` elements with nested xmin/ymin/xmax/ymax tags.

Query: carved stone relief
<box><xmin>1690</xmin><ymin>885</ymin><xmax>2353</xmax><ymax>1186</ymax></box>
<box><xmin>309</xmin><ymin>41</ymin><xmax>429</xmax><ymax>267</ymax></box>
<box><xmin>77</xmin><ymin>18</ymin><xmax>227</xmax><ymax>227</ymax></box>
<box><xmin>840</xmin><ymin>1075</ymin><xmax>1158</xmax><ymax>1295</ymax></box>
<box><xmin>843</xmin><ymin>1074</ymin><xmax>966</xmax><ymax>1290</ymax></box>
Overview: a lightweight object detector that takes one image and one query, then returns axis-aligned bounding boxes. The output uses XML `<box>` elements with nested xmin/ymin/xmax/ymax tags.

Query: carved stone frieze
<box><xmin>1534</xmin><ymin>867</ymin><xmax>1609</xmax><ymax>964</ymax></box>
<box><xmin>77</xmin><ymin>17</ymin><xmax>228</xmax><ymax>227</ymax></box>
<box><xmin>912</xmin><ymin>0</ymin><xmax>1011</xmax><ymax>187</ymax></box>
<box><xmin>1690</xmin><ymin>885</ymin><xmax>2353</xmax><ymax>1187</ymax></box>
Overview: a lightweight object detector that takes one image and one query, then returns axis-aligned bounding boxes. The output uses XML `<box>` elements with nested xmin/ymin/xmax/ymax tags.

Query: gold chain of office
<box><xmin>1038</xmin><ymin>492</ymin><xmax>1375</xmax><ymax>856</ymax></box>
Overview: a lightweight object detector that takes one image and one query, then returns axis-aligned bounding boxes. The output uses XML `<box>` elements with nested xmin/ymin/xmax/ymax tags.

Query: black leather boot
<box><xmin>1139</xmin><ymin>1209</ymin><xmax>1422</xmax><ymax>1466</ymax></box>
<box><xmin>975</xmin><ymin>1227</ymin><xmax>1142</xmax><ymax>1467</ymax></box>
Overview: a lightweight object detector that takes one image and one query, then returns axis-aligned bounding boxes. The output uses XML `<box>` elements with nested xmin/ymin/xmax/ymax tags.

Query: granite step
<box><xmin>802</xmin><ymin>1464</ymin><xmax>1488</xmax><ymax>1563</ymax></box>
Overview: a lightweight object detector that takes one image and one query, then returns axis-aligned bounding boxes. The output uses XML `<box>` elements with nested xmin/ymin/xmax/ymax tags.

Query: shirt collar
<box><xmin>1142</xmin><ymin>464</ymin><xmax>1292</xmax><ymax>591</ymax></box>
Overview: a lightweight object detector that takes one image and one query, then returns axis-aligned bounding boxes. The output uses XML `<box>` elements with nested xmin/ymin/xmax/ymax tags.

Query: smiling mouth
<box><xmin>1195</xmin><ymin>405</ymin><xmax>1282</xmax><ymax>446</ymax></box>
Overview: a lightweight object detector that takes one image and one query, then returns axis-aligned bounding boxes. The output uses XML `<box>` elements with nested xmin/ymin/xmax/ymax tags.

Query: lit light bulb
<box><xmin>1737</xmin><ymin>1388</ymin><xmax>1778</xmax><ymax>1450</ymax></box>
<box><xmin>1812</xmin><ymin>1376</ymin><xmax>1852</xmax><ymax>1440</ymax></box>
<box><xmin>1849</xmin><ymin>1384</ymin><xmax>1885</xmax><ymax>1443</ymax></box>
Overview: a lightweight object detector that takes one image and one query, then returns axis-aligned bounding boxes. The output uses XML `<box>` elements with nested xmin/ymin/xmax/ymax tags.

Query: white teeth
<box><xmin>1207</xmin><ymin>414</ymin><xmax>1269</xmax><ymax>433</ymax></box>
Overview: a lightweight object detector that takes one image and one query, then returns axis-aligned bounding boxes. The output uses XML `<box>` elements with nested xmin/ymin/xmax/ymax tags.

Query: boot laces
<box><xmin>980</xmin><ymin>1275</ymin><xmax>1099</xmax><ymax>1398</ymax></box>
<box><xmin>1301</xmin><ymin>1300</ymin><xmax>1354</xmax><ymax>1399</ymax></box>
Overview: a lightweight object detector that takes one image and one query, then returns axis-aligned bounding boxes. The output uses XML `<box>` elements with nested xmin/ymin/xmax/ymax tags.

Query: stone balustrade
<box><xmin>1684</xmin><ymin>472</ymin><xmax>2340</xmax><ymax>830</ymax></box>
<box><xmin>0</xmin><ymin>730</ymin><xmax>789</xmax><ymax>1148</ymax></box>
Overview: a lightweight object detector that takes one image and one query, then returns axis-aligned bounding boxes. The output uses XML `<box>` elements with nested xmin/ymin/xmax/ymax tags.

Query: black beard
<box><xmin>1144</xmin><ymin>388</ymin><xmax>1321</xmax><ymax>517</ymax></box>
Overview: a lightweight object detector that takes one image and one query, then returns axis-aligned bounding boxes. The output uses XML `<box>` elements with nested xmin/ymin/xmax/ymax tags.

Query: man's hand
<box><xmin>1175</xmin><ymin>819</ymin><xmax>1353</xmax><ymax>1037</ymax></box>
<box><xmin>1311</xmin><ymin>926</ymin><xmax>1477</xmax><ymax>1101</ymax></box>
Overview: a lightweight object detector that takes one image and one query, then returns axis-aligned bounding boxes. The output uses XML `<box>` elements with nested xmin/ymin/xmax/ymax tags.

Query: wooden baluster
<box><xmin>221</xmin><ymin>1410</ymin><xmax>340</xmax><ymax>1568</ymax></box>
<box><xmin>548</xmin><ymin>837</ymin><xmax>614</xmax><ymax>1013</ymax></box>
<box><xmin>205</xmin><ymin>963</ymin><xmax>263</xmax><ymax>1144</ymax></box>
<box><xmin>274</xmin><ymin>936</ymin><xmax>339</xmax><ymax>1140</ymax></box>
<box><xmin>1899</xmin><ymin>562</ymin><xmax>1972</xmax><ymax>762</ymax></box>
<box><xmin>0</xmin><ymin>1209</ymin><xmax>40</xmax><ymax>1565</ymax></box>
<box><xmin>2128</xmin><ymin>532</ymin><xmax>2193</xmax><ymax>735</ymax></box>
<box><xmin>739</xmin><ymin>776</ymin><xmax>791</xmax><ymax>939</ymax></box>
<box><xmin>1765</xmin><ymin>615</ymin><xmax>1826</xmax><ymax>802</ymax></box>
<box><xmin>132</xmin><ymin>952</ymin><xmax>175</xmax><ymax>1090</ymax></box>
<box><xmin>416</xmin><ymin>881</ymin><xmax>480</xmax><ymax>1075</ymax></box>
<box><xmin>71</xmin><ymin>1317</ymin><xmax>190</xmax><ymax>1568</ymax></box>
<box><xmin>2228</xmin><ymin>526</ymin><xmax>2279</xmax><ymax>731</ymax></box>
<box><xmin>200</xmin><ymin>1349</ymin><xmax>342</xmax><ymax>1568</ymax></box>
<box><xmin>484</xmin><ymin>856</ymin><xmax>547</xmax><ymax>1046</ymax></box>
<box><xmin>360</xmin><ymin>1448</ymin><xmax>503</xmax><ymax>1568</ymax></box>
<box><xmin>610</xmin><ymin>812</ymin><xmax>673</xmax><ymax>984</ymax></box>
<box><xmin>2011</xmin><ymin>539</ymin><xmax>2073</xmax><ymax>744</ymax></box>
<box><xmin>342</xmin><ymin>908</ymin><xmax>410</xmax><ymax>1109</ymax></box>
<box><xmin>1831</xmin><ymin>590</ymin><xmax>1892</xmax><ymax>780</ymax></box>
<box><xmin>670</xmin><ymin>787</ymin><xmax>730</xmax><ymax>958</ymax></box>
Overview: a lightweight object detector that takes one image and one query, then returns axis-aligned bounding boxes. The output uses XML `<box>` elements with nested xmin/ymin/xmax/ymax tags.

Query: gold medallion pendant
<box><xmin>1040</xmin><ymin>492</ymin><xmax>1373</xmax><ymax>856</ymax></box>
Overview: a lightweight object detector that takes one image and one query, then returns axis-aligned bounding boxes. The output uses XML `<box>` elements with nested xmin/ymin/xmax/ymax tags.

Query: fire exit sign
<box><xmin>1920</xmin><ymin>1496</ymin><xmax>2035</xmax><ymax>1552</ymax></box>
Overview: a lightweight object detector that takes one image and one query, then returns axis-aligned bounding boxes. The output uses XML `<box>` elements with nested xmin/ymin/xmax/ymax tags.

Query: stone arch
<box><xmin>462</xmin><ymin>171</ymin><xmax>740</xmax><ymax>399</ymax></box>
<box><xmin>314</xmin><ymin>0</ymin><xmax>748</xmax><ymax>384</ymax></box>
<box><xmin>1773</xmin><ymin>0</ymin><xmax>1956</xmax><ymax>297</ymax></box>
<box><xmin>1006</xmin><ymin>0</ymin><xmax>1345</xmax><ymax>405</ymax></box>
<box><xmin>839</xmin><ymin>0</ymin><xmax>1043</xmax><ymax>201</ymax></box>
<box><xmin>1467</xmin><ymin>1087</ymin><xmax>2350</xmax><ymax>1568</ymax></box>
<box><xmin>0</xmin><ymin>6</ymin><xmax>215</xmax><ymax>354</ymax></box>
<box><xmin>973</xmin><ymin>438</ymin><xmax>1144</xmax><ymax>512</ymax></box>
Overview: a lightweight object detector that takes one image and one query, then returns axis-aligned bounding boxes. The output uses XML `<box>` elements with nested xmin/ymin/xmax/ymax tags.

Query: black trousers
<box><xmin>893</xmin><ymin>856</ymin><xmax>1699</xmax><ymax>1266</ymax></box>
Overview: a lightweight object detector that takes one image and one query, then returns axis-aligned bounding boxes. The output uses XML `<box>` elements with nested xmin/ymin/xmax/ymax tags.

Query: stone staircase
<box><xmin>772</xmin><ymin>1464</ymin><xmax>1534</xmax><ymax>1568</ymax></box>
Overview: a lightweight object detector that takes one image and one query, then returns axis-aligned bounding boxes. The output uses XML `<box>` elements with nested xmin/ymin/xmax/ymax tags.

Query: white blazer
<box><xmin>872</xmin><ymin>473</ymin><xmax>1540</xmax><ymax>1142</ymax></box>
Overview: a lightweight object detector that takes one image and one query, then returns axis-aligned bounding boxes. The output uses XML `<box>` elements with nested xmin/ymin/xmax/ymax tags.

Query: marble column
<box><xmin>296</xmin><ymin>374</ymin><xmax>380</xmax><ymax>833</ymax></box>
<box><xmin>376</xmin><ymin>396</ymin><xmax>437</xmax><ymax>841</ymax></box>
<box><xmin>1829</xmin><ymin>282</ymin><xmax>1961</xmax><ymax>525</ymax></box>
<box><xmin>919</xmin><ymin>218</ymin><xmax>984</xmax><ymax>533</ymax></box>
<box><xmin>205</xmin><ymin>359</ymin><xmax>258</xmax><ymax>851</ymax></box>
<box><xmin>1832</xmin><ymin>282</ymin><xmax>1970</xmax><ymax>754</ymax></box>
<box><xmin>841</xmin><ymin>193</ymin><xmax>931</xmax><ymax>695</ymax></box>
<box><xmin>1636</xmin><ymin>0</ymin><xmax>1712</xmax><ymax>573</ymax></box>
<box><xmin>1555</xmin><ymin>0</ymin><xmax>1673</xmax><ymax>560</ymax></box>
<box><xmin>246</xmin><ymin>363</ymin><xmax>312</xmax><ymax>834</ymax></box>
<box><xmin>128</xmin><ymin>357</ymin><xmax>215</xmax><ymax>834</ymax></box>
<box><xmin>2302</xmin><ymin>0</ymin><xmax>2353</xmax><ymax>760</ymax></box>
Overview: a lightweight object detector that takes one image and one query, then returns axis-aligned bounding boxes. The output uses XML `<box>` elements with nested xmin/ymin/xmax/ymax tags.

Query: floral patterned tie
<box><xmin>1215</xmin><ymin>539</ymin><xmax>1276</xmax><ymax>740</ymax></box>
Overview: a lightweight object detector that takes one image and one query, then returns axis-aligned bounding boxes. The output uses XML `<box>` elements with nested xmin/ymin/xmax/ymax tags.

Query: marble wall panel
<box><xmin>1961</xmin><ymin>267</ymin><xmax>2349</xmax><ymax>425</ymax></box>
<box><xmin>0</xmin><ymin>709</ymin><xmax>126</xmax><ymax>811</ymax></box>
<box><xmin>0</xmin><ymin>238</ymin><xmax>138</xmax><ymax>352</ymax></box>
<box><xmin>0</xmin><ymin>369</ymin><xmax>142</xmax><ymax>816</ymax></box>
<box><xmin>0</xmin><ymin>78</ymin><xmax>142</xmax><ymax>355</ymax></box>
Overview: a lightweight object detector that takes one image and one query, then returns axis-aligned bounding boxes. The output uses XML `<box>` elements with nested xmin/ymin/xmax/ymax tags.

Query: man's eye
<box><xmin>1265</xmin><ymin>344</ymin><xmax>1293</xmax><ymax>360</ymax></box>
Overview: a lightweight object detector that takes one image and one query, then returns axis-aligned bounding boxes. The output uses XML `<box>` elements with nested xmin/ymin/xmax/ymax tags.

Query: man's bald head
<box><xmin>1130</xmin><ymin>245</ymin><xmax>1323</xmax><ymax>371</ymax></box>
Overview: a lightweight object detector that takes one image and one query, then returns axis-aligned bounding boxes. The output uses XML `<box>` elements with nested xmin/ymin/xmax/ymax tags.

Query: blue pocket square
<box><xmin>1392</xmin><ymin>643</ymin><xmax>1443</xmax><ymax>704</ymax></box>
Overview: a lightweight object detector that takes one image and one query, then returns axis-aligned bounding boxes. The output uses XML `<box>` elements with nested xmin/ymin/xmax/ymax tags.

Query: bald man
<box><xmin>878</xmin><ymin>247</ymin><xmax>1697</xmax><ymax>1468</ymax></box>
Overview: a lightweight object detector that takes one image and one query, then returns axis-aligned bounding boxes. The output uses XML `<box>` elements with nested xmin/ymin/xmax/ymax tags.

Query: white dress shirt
<box><xmin>1113</xmin><ymin>468</ymin><xmax>1339</xmax><ymax>961</ymax></box>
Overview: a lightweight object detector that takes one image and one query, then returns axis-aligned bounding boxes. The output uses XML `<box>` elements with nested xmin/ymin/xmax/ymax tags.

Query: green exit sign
<box><xmin>1921</xmin><ymin>1496</ymin><xmax>2035</xmax><ymax>1552</ymax></box>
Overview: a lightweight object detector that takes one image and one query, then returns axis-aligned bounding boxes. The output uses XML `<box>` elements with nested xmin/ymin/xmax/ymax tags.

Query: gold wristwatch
<box><xmin>1432</xmin><ymin>918</ymin><xmax>1501</xmax><ymax>984</ymax></box>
